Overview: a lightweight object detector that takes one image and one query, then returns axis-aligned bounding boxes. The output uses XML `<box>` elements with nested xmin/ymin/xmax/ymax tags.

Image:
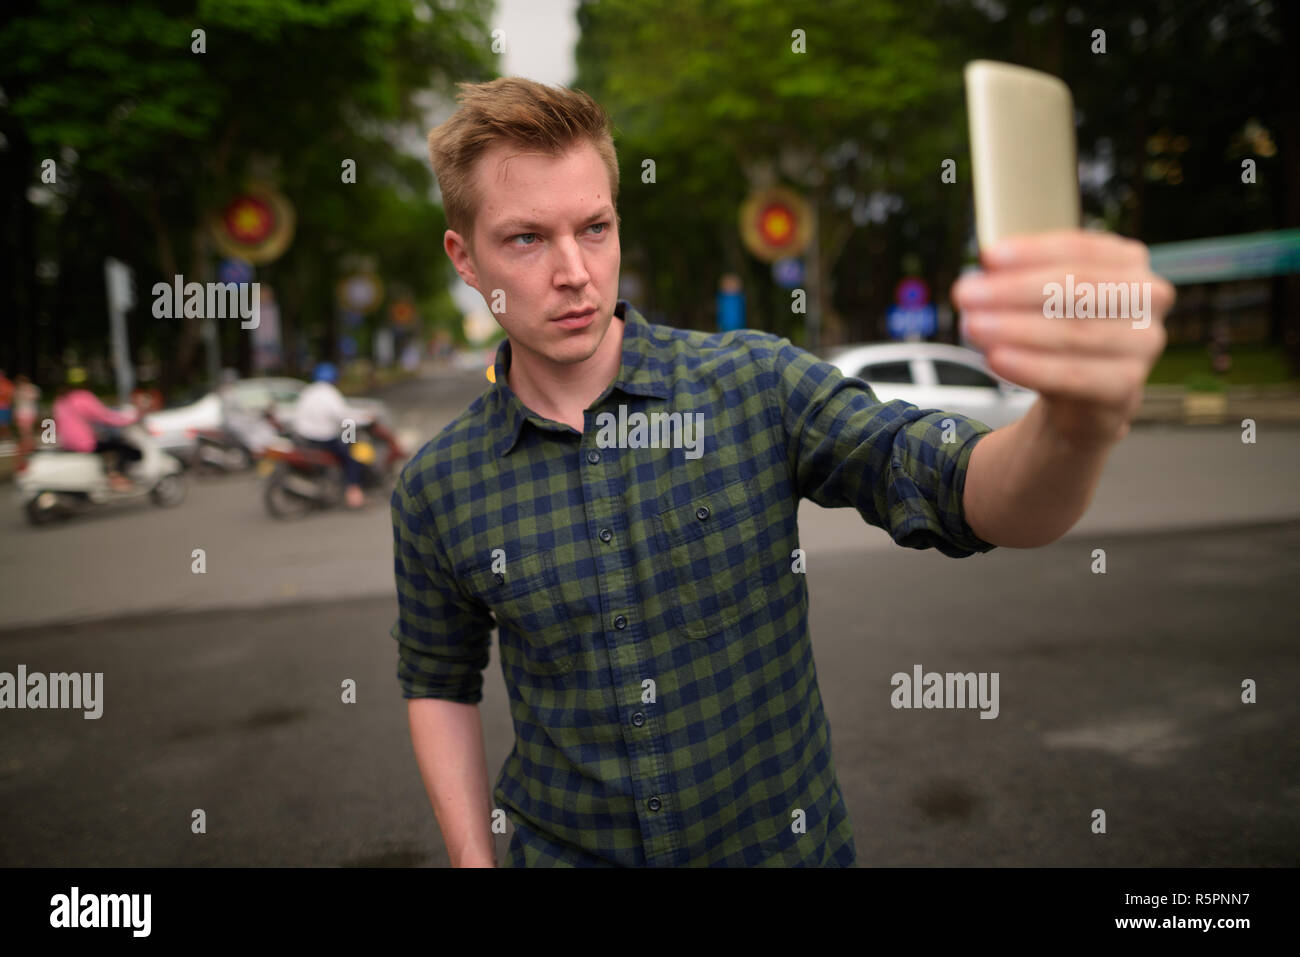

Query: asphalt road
<box><xmin>0</xmin><ymin>517</ymin><xmax>1295</xmax><ymax>867</ymax></box>
<box><xmin>0</xmin><ymin>365</ymin><xmax>1296</xmax><ymax>866</ymax></box>
<box><xmin>3</xmin><ymin>367</ymin><xmax>1299</xmax><ymax>630</ymax></box>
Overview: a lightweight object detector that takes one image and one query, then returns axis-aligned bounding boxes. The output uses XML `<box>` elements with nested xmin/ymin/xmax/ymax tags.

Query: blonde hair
<box><xmin>427</xmin><ymin>77</ymin><xmax>620</xmax><ymax>246</ymax></box>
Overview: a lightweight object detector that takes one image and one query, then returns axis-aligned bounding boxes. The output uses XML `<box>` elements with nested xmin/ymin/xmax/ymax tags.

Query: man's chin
<box><xmin>533</xmin><ymin>314</ymin><xmax>611</xmax><ymax>363</ymax></box>
<box><xmin>544</xmin><ymin>335</ymin><xmax>603</xmax><ymax>365</ymax></box>
<box><xmin>511</xmin><ymin>330</ymin><xmax>597</xmax><ymax>368</ymax></box>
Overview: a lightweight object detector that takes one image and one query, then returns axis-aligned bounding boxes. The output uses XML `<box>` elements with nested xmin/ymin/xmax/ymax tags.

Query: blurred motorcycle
<box><xmin>261</xmin><ymin>418</ymin><xmax>410</xmax><ymax>520</ymax></box>
<box><xmin>189</xmin><ymin>427</ymin><xmax>256</xmax><ymax>474</ymax></box>
<box><xmin>15</xmin><ymin>423</ymin><xmax>187</xmax><ymax>525</ymax></box>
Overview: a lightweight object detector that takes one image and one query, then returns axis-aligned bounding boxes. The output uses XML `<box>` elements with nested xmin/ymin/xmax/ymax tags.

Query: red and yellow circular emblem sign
<box><xmin>210</xmin><ymin>184</ymin><xmax>296</xmax><ymax>265</ymax></box>
<box><xmin>759</xmin><ymin>204</ymin><xmax>794</xmax><ymax>245</ymax></box>
<box><xmin>390</xmin><ymin>300</ymin><xmax>415</xmax><ymax>325</ymax></box>
<box><xmin>740</xmin><ymin>186</ymin><xmax>812</xmax><ymax>263</ymax></box>
<box><xmin>224</xmin><ymin>196</ymin><xmax>274</xmax><ymax>244</ymax></box>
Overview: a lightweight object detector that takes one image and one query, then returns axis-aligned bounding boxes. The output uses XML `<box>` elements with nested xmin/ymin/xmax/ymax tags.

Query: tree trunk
<box><xmin>142</xmin><ymin>189</ymin><xmax>201</xmax><ymax>394</ymax></box>
<box><xmin>1130</xmin><ymin>78</ymin><xmax>1148</xmax><ymax>238</ymax></box>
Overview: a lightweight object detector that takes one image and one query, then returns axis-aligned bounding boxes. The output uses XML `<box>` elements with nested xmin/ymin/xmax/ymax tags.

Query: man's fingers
<box><xmin>980</xmin><ymin>230</ymin><xmax>1148</xmax><ymax>270</ymax></box>
<box><xmin>953</xmin><ymin>267</ymin><xmax>1175</xmax><ymax>315</ymax></box>
<box><xmin>984</xmin><ymin>347</ymin><xmax>1151</xmax><ymax>405</ymax></box>
<box><xmin>963</xmin><ymin>311</ymin><xmax>1168</xmax><ymax>359</ymax></box>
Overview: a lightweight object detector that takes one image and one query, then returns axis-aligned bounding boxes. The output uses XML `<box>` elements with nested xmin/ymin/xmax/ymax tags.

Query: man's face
<box><xmin>444</xmin><ymin>139</ymin><xmax>621</xmax><ymax>369</ymax></box>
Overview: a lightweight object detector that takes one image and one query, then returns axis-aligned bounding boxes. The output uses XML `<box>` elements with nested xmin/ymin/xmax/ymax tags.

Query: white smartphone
<box><xmin>964</xmin><ymin>60</ymin><xmax>1081</xmax><ymax>250</ymax></box>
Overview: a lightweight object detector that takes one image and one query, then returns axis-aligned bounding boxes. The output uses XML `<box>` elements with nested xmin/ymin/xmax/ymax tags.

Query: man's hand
<box><xmin>952</xmin><ymin>230</ymin><xmax>1175</xmax><ymax>451</ymax></box>
<box><xmin>954</xmin><ymin>230</ymin><xmax>1176</xmax><ymax>547</ymax></box>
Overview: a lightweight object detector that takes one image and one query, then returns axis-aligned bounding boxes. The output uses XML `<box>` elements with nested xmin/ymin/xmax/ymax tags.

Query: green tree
<box><xmin>1</xmin><ymin>0</ymin><xmax>496</xmax><ymax>389</ymax></box>
<box><xmin>577</xmin><ymin>0</ymin><xmax>956</xmax><ymax>345</ymax></box>
<box><xmin>576</xmin><ymin>0</ymin><xmax>1296</xmax><ymax>355</ymax></box>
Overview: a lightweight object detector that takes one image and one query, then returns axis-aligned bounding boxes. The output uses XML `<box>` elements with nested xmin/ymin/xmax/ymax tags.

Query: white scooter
<box><xmin>16</xmin><ymin>423</ymin><xmax>187</xmax><ymax>525</ymax></box>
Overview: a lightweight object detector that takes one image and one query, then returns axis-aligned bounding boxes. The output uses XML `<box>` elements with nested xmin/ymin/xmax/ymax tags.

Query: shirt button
<box><xmin>494</xmin><ymin>573</ymin><xmax>504</xmax><ymax>585</ymax></box>
<box><xmin>586</xmin><ymin>450</ymin><xmax>601</xmax><ymax>464</ymax></box>
<box><xmin>647</xmin><ymin>796</ymin><xmax>662</xmax><ymax>812</ymax></box>
<box><xmin>631</xmin><ymin>712</ymin><xmax>645</xmax><ymax>727</ymax></box>
<box><xmin>614</xmin><ymin>615</ymin><xmax>627</xmax><ymax>630</ymax></box>
<box><xmin>599</xmin><ymin>528</ymin><xmax>613</xmax><ymax>543</ymax></box>
<box><xmin>696</xmin><ymin>505</ymin><xmax>710</xmax><ymax>521</ymax></box>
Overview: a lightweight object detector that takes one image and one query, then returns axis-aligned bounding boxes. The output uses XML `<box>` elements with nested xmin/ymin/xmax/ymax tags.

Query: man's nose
<box><xmin>552</xmin><ymin>236</ymin><xmax>591</xmax><ymax>288</ymax></box>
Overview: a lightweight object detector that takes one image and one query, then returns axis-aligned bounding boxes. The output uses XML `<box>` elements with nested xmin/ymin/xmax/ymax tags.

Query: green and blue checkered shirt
<box><xmin>391</xmin><ymin>300</ymin><xmax>996</xmax><ymax>866</ymax></box>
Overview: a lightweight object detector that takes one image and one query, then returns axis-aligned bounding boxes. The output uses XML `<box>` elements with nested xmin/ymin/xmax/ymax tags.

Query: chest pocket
<box><xmin>464</xmin><ymin>549</ymin><xmax>575</xmax><ymax>677</ymax></box>
<box><xmin>654</xmin><ymin>477</ymin><xmax>771</xmax><ymax>640</ymax></box>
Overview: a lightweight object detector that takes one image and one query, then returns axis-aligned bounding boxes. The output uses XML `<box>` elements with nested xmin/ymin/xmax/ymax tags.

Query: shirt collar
<box><xmin>489</xmin><ymin>299</ymin><xmax>670</xmax><ymax>457</ymax></box>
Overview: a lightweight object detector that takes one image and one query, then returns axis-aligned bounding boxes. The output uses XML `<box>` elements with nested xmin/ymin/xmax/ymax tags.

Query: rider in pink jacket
<box><xmin>52</xmin><ymin>372</ymin><xmax>141</xmax><ymax>488</ymax></box>
<box><xmin>52</xmin><ymin>388</ymin><xmax>137</xmax><ymax>452</ymax></box>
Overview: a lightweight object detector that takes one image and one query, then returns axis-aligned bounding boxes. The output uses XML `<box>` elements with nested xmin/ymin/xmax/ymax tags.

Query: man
<box><xmin>391</xmin><ymin>77</ymin><xmax>1173</xmax><ymax>867</ymax></box>
<box><xmin>13</xmin><ymin>374</ymin><xmax>41</xmax><ymax>456</ymax></box>
<box><xmin>294</xmin><ymin>363</ymin><xmax>365</xmax><ymax>509</ymax></box>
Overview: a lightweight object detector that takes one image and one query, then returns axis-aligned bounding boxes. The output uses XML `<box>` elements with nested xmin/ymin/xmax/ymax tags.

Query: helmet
<box><xmin>313</xmin><ymin>362</ymin><xmax>338</xmax><ymax>384</ymax></box>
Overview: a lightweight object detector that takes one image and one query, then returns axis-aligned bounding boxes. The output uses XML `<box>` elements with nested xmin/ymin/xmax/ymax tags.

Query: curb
<box><xmin>1136</xmin><ymin>385</ymin><xmax>1300</xmax><ymax>424</ymax></box>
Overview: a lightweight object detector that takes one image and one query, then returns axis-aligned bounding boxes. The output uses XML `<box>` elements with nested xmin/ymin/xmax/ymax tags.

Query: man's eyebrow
<box><xmin>493</xmin><ymin>206</ymin><xmax>615</xmax><ymax>234</ymax></box>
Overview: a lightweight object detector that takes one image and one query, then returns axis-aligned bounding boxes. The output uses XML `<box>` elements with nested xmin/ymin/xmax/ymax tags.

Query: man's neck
<box><xmin>506</xmin><ymin>314</ymin><xmax>625</xmax><ymax>433</ymax></box>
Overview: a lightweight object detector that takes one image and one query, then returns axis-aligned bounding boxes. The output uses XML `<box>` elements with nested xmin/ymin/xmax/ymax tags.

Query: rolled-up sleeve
<box><xmin>772</xmin><ymin>339</ymin><xmax>998</xmax><ymax>558</ymax></box>
<box><xmin>390</xmin><ymin>469</ymin><xmax>494</xmax><ymax>701</ymax></box>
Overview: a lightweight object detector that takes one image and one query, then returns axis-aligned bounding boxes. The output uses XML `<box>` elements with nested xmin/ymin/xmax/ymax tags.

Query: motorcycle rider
<box><xmin>293</xmin><ymin>362</ymin><xmax>365</xmax><ymax>509</ymax></box>
<box><xmin>51</xmin><ymin>367</ymin><xmax>141</xmax><ymax>492</ymax></box>
<box><xmin>216</xmin><ymin>368</ymin><xmax>275</xmax><ymax>458</ymax></box>
<box><xmin>13</xmin><ymin>374</ymin><xmax>42</xmax><ymax>456</ymax></box>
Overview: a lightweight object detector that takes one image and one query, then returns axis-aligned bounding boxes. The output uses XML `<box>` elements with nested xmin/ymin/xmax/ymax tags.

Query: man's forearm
<box><xmin>962</xmin><ymin>398</ymin><xmax>1115</xmax><ymax>548</ymax></box>
<box><xmin>407</xmin><ymin>697</ymin><xmax>497</xmax><ymax>867</ymax></box>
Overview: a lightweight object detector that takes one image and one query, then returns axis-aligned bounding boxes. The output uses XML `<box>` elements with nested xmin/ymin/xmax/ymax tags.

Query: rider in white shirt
<box><xmin>217</xmin><ymin>369</ymin><xmax>275</xmax><ymax>455</ymax></box>
<box><xmin>293</xmin><ymin>363</ymin><xmax>364</xmax><ymax>509</ymax></box>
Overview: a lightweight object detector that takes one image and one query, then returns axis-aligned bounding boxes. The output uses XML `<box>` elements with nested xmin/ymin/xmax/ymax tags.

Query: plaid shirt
<box><xmin>391</xmin><ymin>299</ymin><xmax>997</xmax><ymax>867</ymax></box>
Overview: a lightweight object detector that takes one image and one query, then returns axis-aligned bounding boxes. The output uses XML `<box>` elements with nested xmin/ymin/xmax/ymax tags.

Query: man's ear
<box><xmin>444</xmin><ymin>229</ymin><xmax>480</xmax><ymax>292</ymax></box>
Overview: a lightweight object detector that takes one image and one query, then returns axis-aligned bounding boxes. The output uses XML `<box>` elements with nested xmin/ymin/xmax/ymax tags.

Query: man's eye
<box><xmin>587</xmin><ymin>222</ymin><xmax>609</xmax><ymax>235</ymax></box>
<box><xmin>510</xmin><ymin>233</ymin><xmax>540</xmax><ymax>246</ymax></box>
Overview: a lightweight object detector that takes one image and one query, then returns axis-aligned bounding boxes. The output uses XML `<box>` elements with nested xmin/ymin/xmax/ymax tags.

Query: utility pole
<box><xmin>104</xmin><ymin>258</ymin><xmax>136</xmax><ymax>404</ymax></box>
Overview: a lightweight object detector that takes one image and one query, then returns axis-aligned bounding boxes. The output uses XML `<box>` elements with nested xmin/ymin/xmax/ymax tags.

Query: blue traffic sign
<box><xmin>895</xmin><ymin>277</ymin><xmax>929</xmax><ymax>308</ymax></box>
<box><xmin>886</xmin><ymin>305</ymin><xmax>937</xmax><ymax>340</ymax></box>
<box><xmin>772</xmin><ymin>258</ymin><xmax>804</xmax><ymax>289</ymax></box>
<box><xmin>217</xmin><ymin>258</ymin><xmax>254</xmax><ymax>285</ymax></box>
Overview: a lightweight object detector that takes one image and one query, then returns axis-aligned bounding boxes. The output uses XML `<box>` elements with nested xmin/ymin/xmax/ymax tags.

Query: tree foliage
<box><xmin>1</xmin><ymin>0</ymin><xmax>496</xmax><ymax>389</ymax></box>
<box><xmin>575</xmin><ymin>0</ymin><xmax>1295</xmax><ymax>349</ymax></box>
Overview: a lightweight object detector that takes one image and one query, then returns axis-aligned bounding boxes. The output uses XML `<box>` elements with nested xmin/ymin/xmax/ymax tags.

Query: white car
<box><xmin>824</xmin><ymin>342</ymin><xmax>1037</xmax><ymax>429</ymax></box>
<box><xmin>144</xmin><ymin>377</ymin><xmax>388</xmax><ymax>457</ymax></box>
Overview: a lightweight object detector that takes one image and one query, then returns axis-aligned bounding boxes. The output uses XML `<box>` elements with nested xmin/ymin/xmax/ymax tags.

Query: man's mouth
<box><xmin>551</xmin><ymin>306</ymin><xmax>597</xmax><ymax>329</ymax></box>
<box><xmin>552</xmin><ymin>307</ymin><xmax>597</xmax><ymax>321</ymax></box>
